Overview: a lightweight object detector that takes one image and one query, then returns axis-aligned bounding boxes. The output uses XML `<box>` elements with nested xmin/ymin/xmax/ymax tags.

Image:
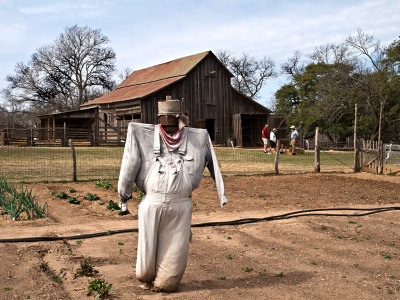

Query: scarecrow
<box><xmin>118</xmin><ymin>96</ymin><xmax>227</xmax><ymax>292</ymax></box>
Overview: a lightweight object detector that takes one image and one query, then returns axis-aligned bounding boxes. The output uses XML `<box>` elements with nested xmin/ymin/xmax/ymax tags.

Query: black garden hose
<box><xmin>1</xmin><ymin>206</ymin><xmax>399</xmax><ymax>243</ymax></box>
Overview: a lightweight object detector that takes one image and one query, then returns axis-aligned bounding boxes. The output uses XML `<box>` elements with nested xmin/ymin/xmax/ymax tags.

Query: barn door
<box><xmin>233</xmin><ymin>114</ymin><xmax>242</xmax><ymax>147</ymax></box>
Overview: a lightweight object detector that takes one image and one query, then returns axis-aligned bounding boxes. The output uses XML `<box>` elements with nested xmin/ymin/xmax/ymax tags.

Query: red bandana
<box><xmin>158</xmin><ymin>124</ymin><xmax>186</xmax><ymax>151</ymax></box>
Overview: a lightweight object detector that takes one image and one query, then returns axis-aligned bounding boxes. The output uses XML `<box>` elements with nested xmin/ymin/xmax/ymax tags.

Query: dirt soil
<box><xmin>1</xmin><ymin>172</ymin><xmax>400</xmax><ymax>299</ymax></box>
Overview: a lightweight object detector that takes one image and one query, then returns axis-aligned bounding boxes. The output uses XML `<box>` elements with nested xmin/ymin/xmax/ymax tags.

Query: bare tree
<box><xmin>5</xmin><ymin>25</ymin><xmax>116</xmax><ymax>113</ymax></box>
<box><xmin>281</xmin><ymin>50</ymin><xmax>304</xmax><ymax>76</ymax></box>
<box><xmin>216</xmin><ymin>50</ymin><xmax>276</xmax><ymax>99</ymax></box>
<box><xmin>346</xmin><ymin>29</ymin><xmax>388</xmax><ymax>143</ymax></box>
<box><xmin>117</xmin><ymin>67</ymin><xmax>133</xmax><ymax>83</ymax></box>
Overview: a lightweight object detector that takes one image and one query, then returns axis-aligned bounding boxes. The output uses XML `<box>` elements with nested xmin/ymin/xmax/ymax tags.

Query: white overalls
<box><xmin>118</xmin><ymin>122</ymin><xmax>227</xmax><ymax>292</ymax></box>
<box><xmin>136</xmin><ymin>125</ymin><xmax>193</xmax><ymax>291</ymax></box>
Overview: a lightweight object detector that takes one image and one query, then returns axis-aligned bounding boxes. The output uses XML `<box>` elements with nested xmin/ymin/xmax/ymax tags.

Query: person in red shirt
<box><xmin>261</xmin><ymin>124</ymin><xmax>270</xmax><ymax>153</ymax></box>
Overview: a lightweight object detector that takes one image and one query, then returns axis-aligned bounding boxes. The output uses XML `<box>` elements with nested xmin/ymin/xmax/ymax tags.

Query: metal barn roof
<box><xmin>81</xmin><ymin>51</ymin><xmax>211</xmax><ymax>106</ymax></box>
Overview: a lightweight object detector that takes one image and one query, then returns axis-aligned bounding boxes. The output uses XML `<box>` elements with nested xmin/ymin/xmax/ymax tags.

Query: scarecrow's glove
<box><xmin>177</xmin><ymin>114</ymin><xmax>190</xmax><ymax>130</ymax></box>
<box><xmin>119</xmin><ymin>202</ymin><xmax>128</xmax><ymax>212</ymax></box>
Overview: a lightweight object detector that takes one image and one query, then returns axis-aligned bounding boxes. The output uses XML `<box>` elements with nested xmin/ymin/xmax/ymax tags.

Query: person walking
<box><xmin>269</xmin><ymin>128</ymin><xmax>277</xmax><ymax>153</ymax></box>
<box><xmin>262</xmin><ymin>124</ymin><xmax>270</xmax><ymax>153</ymax></box>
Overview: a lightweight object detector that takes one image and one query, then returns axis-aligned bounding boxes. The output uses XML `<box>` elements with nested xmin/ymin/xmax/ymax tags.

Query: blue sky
<box><xmin>1</xmin><ymin>0</ymin><xmax>399</xmax><ymax>109</ymax></box>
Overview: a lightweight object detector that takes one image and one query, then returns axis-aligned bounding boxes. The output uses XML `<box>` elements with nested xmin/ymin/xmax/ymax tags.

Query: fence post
<box><xmin>354</xmin><ymin>103</ymin><xmax>360</xmax><ymax>172</ymax></box>
<box><xmin>62</xmin><ymin>122</ymin><xmax>67</xmax><ymax>147</ymax></box>
<box><xmin>315</xmin><ymin>127</ymin><xmax>320</xmax><ymax>173</ymax></box>
<box><xmin>275</xmin><ymin>140</ymin><xmax>280</xmax><ymax>174</ymax></box>
<box><xmin>379</xmin><ymin>143</ymin><xmax>385</xmax><ymax>174</ymax></box>
<box><xmin>69</xmin><ymin>139</ymin><xmax>77</xmax><ymax>182</ymax></box>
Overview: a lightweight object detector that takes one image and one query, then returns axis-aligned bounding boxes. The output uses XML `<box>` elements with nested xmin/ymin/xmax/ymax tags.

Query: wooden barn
<box><xmin>40</xmin><ymin>51</ymin><xmax>272</xmax><ymax>147</ymax></box>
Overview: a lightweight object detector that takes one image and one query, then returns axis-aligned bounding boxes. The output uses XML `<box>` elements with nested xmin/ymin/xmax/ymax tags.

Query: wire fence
<box><xmin>0</xmin><ymin>143</ymin><xmax>356</xmax><ymax>183</ymax></box>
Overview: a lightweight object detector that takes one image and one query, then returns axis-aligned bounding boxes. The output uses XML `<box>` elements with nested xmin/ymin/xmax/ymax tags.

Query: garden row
<box><xmin>0</xmin><ymin>177</ymin><xmax>48</xmax><ymax>221</ymax></box>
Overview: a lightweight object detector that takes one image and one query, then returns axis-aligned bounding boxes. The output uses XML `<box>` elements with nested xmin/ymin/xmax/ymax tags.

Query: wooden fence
<box><xmin>359</xmin><ymin>142</ymin><xmax>400</xmax><ymax>174</ymax></box>
<box><xmin>0</xmin><ymin>125</ymin><xmax>128</xmax><ymax>147</ymax></box>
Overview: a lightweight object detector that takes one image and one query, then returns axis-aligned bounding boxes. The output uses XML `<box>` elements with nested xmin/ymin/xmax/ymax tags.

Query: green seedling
<box><xmin>321</xmin><ymin>225</ymin><xmax>327</xmax><ymax>230</ymax></box>
<box><xmin>75</xmin><ymin>259</ymin><xmax>99</xmax><ymax>278</ymax></box>
<box><xmin>56</xmin><ymin>192</ymin><xmax>68</xmax><ymax>199</ymax></box>
<box><xmin>76</xmin><ymin>240</ymin><xmax>82</xmax><ymax>245</ymax></box>
<box><xmin>118</xmin><ymin>242</ymin><xmax>124</xmax><ymax>246</ymax></box>
<box><xmin>227</xmin><ymin>236</ymin><xmax>232</xmax><ymax>240</ymax></box>
<box><xmin>2</xmin><ymin>287</ymin><xmax>12</xmax><ymax>291</ymax></box>
<box><xmin>242</xmin><ymin>266</ymin><xmax>253</xmax><ymax>272</ymax></box>
<box><xmin>67</xmin><ymin>197</ymin><xmax>80</xmax><ymax>205</ymax></box>
<box><xmin>313</xmin><ymin>247</ymin><xmax>319</xmax><ymax>250</ymax></box>
<box><xmin>349</xmin><ymin>221</ymin><xmax>357</xmax><ymax>224</ymax></box>
<box><xmin>226</xmin><ymin>254</ymin><xmax>232</xmax><ymax>260</ymax></box>
<box><xmin>311</xmin><ymin>261</ymin><xmax>317</xmax><ymax>265</ymax></box>
<box><xmin>87</xmin><ymin>278</ymin><xmax>113</xmax><ymax>299</ymax></box>
<box><xmin>388</xmin><ymin>242</ymin><xmax>395</xmax><ymax>247</ymax></box>
<box><xmin>387</xmin><ymin>288</ymin><xmax>394</xmax><ymax>294</ymax></box>
<box><xmin>274</xmin><ymin>272</ymin><xmax>284</xmax><ymax>277</ymax></box>
<box><xmin>84</xmin><ymin>193</ymin><xmax>100</xmax><ymax>201</ymax></box>
<box><xmin>106</xmin><ymin>200</ymin><xmax>119</xmax><ymax>211</ymax></box>
<box><xmin>244</xmin><ymin>244</ymin><xmax>248</xmax><ymax>247</ymax></box>
<box><xmin>106</xmin><ymin>230</ymin><xmax>112</xmax><ymax>236</ymax></box>
<box><xmin>118</xmin><ymin>210</ymin><xmax>130</xmax><ymax>216</ymax></box>
<box><xmin>96</xmin><ymin>180</ymin><xmax>115</xmax><ymax>190</ymax></box>
<box><xmin>39</xmin><ymin>262</ymin><xmax>65</xmax><ymax>283</ymax></box>
<box><xmin>341</xmin><ymin>275</ymin><xmax>346</xmax><ymax>279</ymax></box>
<box><xmin>383</xmin><ymin>254</ymin><xmax>392</xmax><ymax>260</ymax></box>
<box><xmin>336</xmin><ymin>235</ymin><xmax>343</xmax><ymax>239</ymax></box>
<box><xmin>218</xmin><ymin>275</ymin><xmax>226</xmax><ymax>280</ymax></box>
<box><xmin>98</xmin><ymin>202</ymin><xmax>105</xmax><ymax>206</ymax></box>
<box><xmin>259</xmin><ymin>270</ymin><xmax>266</xmax><ymax>277</ymax></box>
<box><xmin>389</xmin><ymin>275</ymin><xmax>396</xmax><ymax>279</ymax></box>
<box><xmin>69</xmin><ymin>188</ymin><xmax>76</xmax><ymax>193</ymax></box>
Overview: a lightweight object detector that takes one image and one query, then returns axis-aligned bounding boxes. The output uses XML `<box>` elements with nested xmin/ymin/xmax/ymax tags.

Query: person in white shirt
<box><xmin>269</xmin><ymin>128</ymin><xmax>277</xmax><ymax>153</ymax></box>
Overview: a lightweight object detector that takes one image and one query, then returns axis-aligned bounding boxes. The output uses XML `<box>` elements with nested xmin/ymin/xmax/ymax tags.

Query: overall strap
<box><xmin>178</xmin><ymin>127</ymin><xmax>188</xmax><ymax>156</ymax></box>
<box><xmin>153</xmin><ymin>125</ymin><xmax>160</xmax><ymax>157</ymax></box>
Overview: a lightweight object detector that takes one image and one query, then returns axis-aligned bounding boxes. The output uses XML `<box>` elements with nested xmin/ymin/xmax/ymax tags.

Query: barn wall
<box><xmin>96</xmin><ymin>52</ymin><xmax>271</xmax><ymax>146</ymax></box>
